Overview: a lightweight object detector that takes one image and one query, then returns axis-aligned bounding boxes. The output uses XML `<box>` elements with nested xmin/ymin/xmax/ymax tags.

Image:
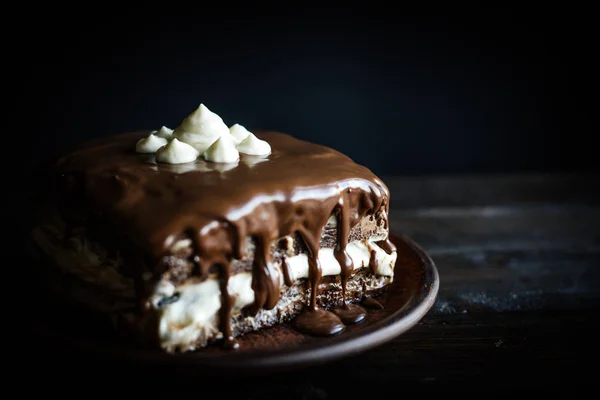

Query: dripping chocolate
<box><xmin>31</xmin><ymin>130</ymin><xmax>398</xmax><ymax>353</ymax></box>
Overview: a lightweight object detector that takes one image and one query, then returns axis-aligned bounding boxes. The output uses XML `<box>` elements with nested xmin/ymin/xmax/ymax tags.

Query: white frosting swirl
<box><xmin>236</xmin><ymin>133</ymin><xmax>271</xmax><ymax>156</ymax></box>
<box><xmin>173</xmin><ymin>104</ymin><xmax>229</xmax><ymax>153</ymax></box>
<box><xmin>136</xmin><ymin>134</ymin><xmax>168</xmax><ymax>153</ymax></box>
<box><xmin>203</xmin><ymin>133</ymin><xmax>239</xmax><ymax>163</ymax></box>
<box><xmin>229</xmin><ymin>124</ymin><xmax>252</xmax><ymax>144</ymax></box>
<box><xmin>156</xmin><ymin>138</ymin><xmax>199</xmax><ymax>164</ymax></box>
<box><xmin>152</xmin><ymin>126</ymin><xmax>174</xmax><ymax>139</ymax></box>
<box><xmin>134</xmin><ymin>103</ymin><xmax>273</xmax><ymax>165</ymax></box>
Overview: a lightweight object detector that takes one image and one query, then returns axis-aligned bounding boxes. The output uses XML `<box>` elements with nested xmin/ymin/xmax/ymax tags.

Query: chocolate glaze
<box><xmin>359</xmin><ymin>277</ymin><xmax>384</xmax><ymax>309</ymax></box>
<box><xmin>361</xmin><ymin>297</ymin><xmax>384</xmax><ymax>310</ymax></box>
<box><xmin>376</xmin><ymin>238</ymin><xmax>396</xmax><ymax>255</ymax></box>
<box><xmin>281</xmin><ymin>256</ymin><xmax>294</xmax><ymax>287</ymax></box>
<box><xmin>334</xmin><ymin>199</ymin><xmax>354</xmax><ymax>305</ymax></box>
<box><xmin>53</xmin><ymin>131</ymin><xmax>390</xmax><ymax>347</ymax></box>
<box><xmin>293</xmin><ymin>308</ymin><xmax>346</xmax><ymax>336</ymax></box>
<box><xmin>332</xmin><ymin>303</ymin><xmax>367</xmax><ymax>324</ymax></box>
<box><xmin>218</xmin><ymin>261</ymin><xmax>239</xmax><ymax>350</ymax></box>
<box><xmin>247</xmin><ymin>235</ymin><xmax>281</xmax><ymax>315</ymax></box>
<box><xmin>368</xmin><ymin>249</ymin><xmax>379</xmax><ymax>275</ymax></box>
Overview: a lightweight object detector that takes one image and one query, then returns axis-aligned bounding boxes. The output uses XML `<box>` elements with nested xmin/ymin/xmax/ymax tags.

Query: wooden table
<box><xmin>29</xmin><ymin>173</ymin><xmax>600</xmax><ymax>395</ymax></box>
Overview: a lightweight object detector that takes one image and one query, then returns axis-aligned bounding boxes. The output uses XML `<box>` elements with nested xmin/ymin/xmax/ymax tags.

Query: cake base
<box><xmin>27</xmin><ymin>234</ymin><xmax>438</xmax><ymax>376</ymax></box>
<box><xmin>38</xmin><ymin>251</ymin><xmax>391</xmax><ymax>353</ymax></box>
<box><xmin>30</xmin><ymin>223</ymin><xmax>392</xmax><ymax>352</ymax></box>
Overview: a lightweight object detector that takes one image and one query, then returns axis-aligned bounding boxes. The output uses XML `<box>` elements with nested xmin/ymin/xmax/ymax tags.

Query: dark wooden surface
<box><xmin>26</xmin><ymin>173</ymin><xmax>600</xmax><ymax>395</ymax></box>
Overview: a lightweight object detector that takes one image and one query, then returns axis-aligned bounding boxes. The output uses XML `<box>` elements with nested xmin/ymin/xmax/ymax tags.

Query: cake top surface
<box><xmin>54</xmin><ymin>130</ymin><xmax>389</xmax><ymax>260</ymax></box>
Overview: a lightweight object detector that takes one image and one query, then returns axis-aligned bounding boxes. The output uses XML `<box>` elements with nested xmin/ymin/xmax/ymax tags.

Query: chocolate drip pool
<box><xmin>361</xmin><ymin>297</ymin><xmax>384</xmax><ymax>310</ymax></box>
<box><xmin>53</xmin><ymin>131</ymin><xmax>391</xmax><ymax>348</ymax></box>
<box><xmin>332</xmin><ymin>303</ymin><xmax>367</xmax><ymax>324</ymax></box>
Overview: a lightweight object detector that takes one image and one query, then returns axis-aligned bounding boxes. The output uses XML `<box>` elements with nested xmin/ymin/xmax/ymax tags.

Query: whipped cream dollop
<box><xmin>152</xmin><ymin>126</ymin><xmax>174</xmax><ymax>140</ymax></box>
<box><xmin>133</xmin><ymin>103</ymin><xmax>273</xmax><ymax>164</ymax></box>
<box><xmin>136</xmin><ymin>134</ymin><xmax>169</xmax><ymax>153</ymax></box>
<box><xmin>236</xmin><ymin>132</ymin><xmax>271</xmax><ymax>156</ymax></box>
<box><xmin>156</xmin><ymin>138</ymin><xmax>199</xmax><ymax>164</ymax></box>
<box><xmin>204</xmin><ymin>133</ymin><xmax>240</xmax><ymax>163</ymax></box>
<box><xmin>173</xmin><ymin>104</ymin><xmax>229</xmax><ymax>154</ymax></box>
<box><xmin>229</xmin><ymin>124</ymin><xmax>252</xmax><ymax>144</ymax></box>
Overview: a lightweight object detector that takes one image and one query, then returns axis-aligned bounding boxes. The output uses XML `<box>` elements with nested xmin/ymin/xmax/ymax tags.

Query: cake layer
<box><xmin>31</xmin><ymin>207</ymin><xmax>389</xmax><ymax>290</ymax></box>
<box><xmin>31</xmin><ymin>209</ymin><xmax>396</xmax><ymax>352</ymax></box>
<box><xmin>149</xmin><ymin>236</ymin><xmax>396</xmax><ymax>351</ymax></box>
<box><xmin>151</xmin><ymin>267</ymin><xmax>392</xmax><ymax>352</ymax></box>
<box><xmin>158</xmin><ymin>211</ymin><xmax>389</xmax><ymax>285</ymax></box>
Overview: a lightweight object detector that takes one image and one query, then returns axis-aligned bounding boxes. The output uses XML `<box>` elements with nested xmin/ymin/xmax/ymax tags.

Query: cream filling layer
<box><xmin>151</xmin><ymin>237</ymin><xmax>396</xmax><ymax>350</ymax></box>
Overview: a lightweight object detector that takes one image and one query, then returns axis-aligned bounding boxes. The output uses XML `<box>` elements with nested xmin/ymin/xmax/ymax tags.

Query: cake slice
<box><xmin>30</xmin><ymin>104</ymin><xmax>397</xmax><ymax>352</ymax></box>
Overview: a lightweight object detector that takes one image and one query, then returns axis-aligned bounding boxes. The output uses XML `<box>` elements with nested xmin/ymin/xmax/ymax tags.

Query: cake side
<box><xmin>33</xmin><ymin>104</ymin><xmax>397</xmax><ymax>351</ymax></box>
<box><xmin>31</xmin><ymin>208</ymin><xmax>396</xmax><ymax>352</ymax></box>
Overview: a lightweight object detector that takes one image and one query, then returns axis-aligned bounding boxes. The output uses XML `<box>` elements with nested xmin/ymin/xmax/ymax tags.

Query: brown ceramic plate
<box><xmin>34</xmin><ymin>233</ymin><xmax>439</xmax><ymax>374</ymax></box>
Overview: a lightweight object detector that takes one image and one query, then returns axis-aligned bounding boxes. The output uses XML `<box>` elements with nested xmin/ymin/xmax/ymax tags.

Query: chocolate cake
<box><xmin>30</xmin><ymin>104</ymin><xmax>397</xmax><ymax>352</ymax></box>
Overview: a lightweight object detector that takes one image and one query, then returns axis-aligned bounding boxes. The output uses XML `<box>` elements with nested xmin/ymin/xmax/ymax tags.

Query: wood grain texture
<box><xmin>26</xmin><ymin>173</ymin><xmax>600</xmax><ymax>396</ymax></box>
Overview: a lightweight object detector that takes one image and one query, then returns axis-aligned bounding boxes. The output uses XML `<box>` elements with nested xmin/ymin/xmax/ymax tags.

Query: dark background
<box><xmin>14</xmin><ymin>9</ymin><xmax>600</xmax><ymax>394</ymax></box>
<box><xmin>24</xmin><ymin>8</ymin><xmax>595</xmax><ymax>177</ymax></box>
